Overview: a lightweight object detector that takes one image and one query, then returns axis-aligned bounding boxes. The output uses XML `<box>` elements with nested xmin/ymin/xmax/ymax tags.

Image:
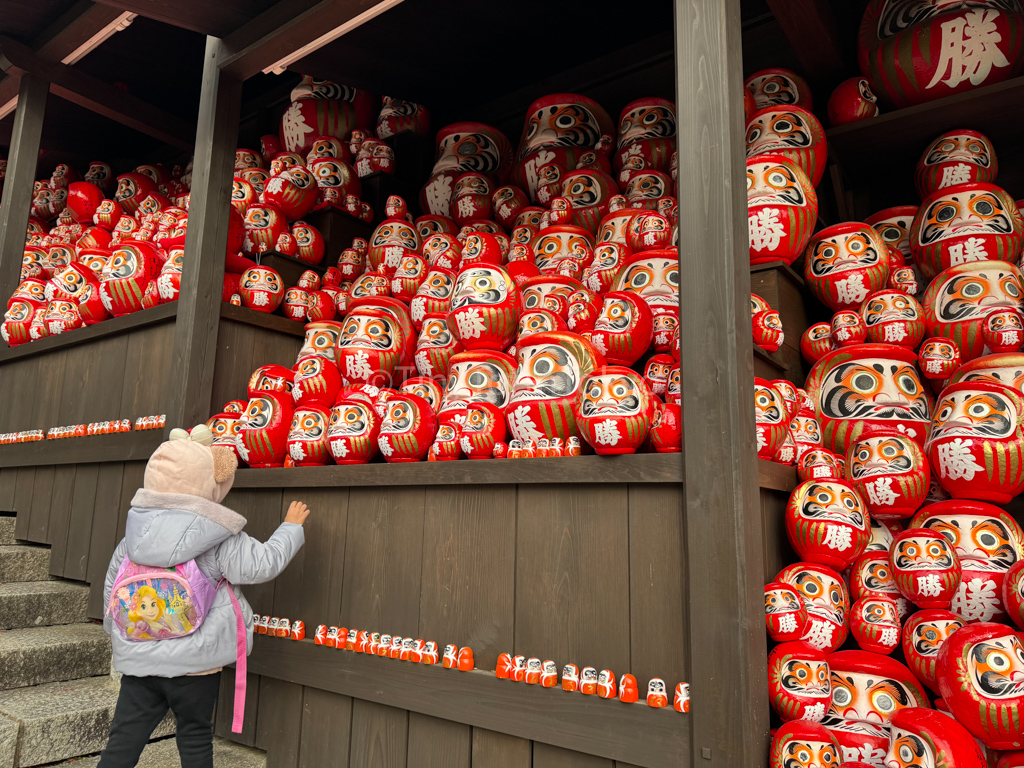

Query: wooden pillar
<box><xmin>675</xmin><ymin>0</ymin><xmax>769</xmax><ymax>766</ymax></box>
<box><xmin>0</xmin><ymin>73</ymin><xmax>47</xmax><ymax>300</ymax></box>
<box><xmin>165</xmin><ymin>37</ymin><xmax>241</xmax><ymax>429</ymax></box>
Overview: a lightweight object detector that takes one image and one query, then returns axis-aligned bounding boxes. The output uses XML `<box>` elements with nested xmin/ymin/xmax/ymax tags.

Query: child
<box><xmin>98</xmin><ymin>426</ymin><xmax>308</xmax><ymax>768</ymax></box>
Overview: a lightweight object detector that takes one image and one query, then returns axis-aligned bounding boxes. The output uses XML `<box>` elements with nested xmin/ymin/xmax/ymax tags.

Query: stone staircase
<box><xmin>0</xmin><ymin>516</ymin><xmax>265</xmax><ymax>768</ymax></box>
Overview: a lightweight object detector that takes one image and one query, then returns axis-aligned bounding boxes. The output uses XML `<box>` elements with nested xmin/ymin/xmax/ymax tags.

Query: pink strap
<box><xmin>222</xmin><ymin>582</ymin><xmax>247</xmax><ymax>734</ymax></box>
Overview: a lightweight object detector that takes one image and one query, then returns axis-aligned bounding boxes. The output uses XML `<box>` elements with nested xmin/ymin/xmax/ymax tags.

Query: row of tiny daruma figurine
<box><xmin>254</xmin><ymin>617</ymin><xmax>690</xmax><ymax>712</ymax></box>
<box><xmin>744</xmin><ymin>2</ymin><xmax>1024</xmax><ymax>764</ymax></box>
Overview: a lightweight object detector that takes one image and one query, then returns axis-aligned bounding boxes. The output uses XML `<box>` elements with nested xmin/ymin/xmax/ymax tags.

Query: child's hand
<box><xmin>285</xmin><ymin>501</ymin><xmax>310</xmax><ymax>526</ymax></box>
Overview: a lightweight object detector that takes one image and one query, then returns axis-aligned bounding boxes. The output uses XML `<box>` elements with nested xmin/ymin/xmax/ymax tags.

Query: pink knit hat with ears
<box><xmin>143</xmin><ymin>425</ymin><xmax>238</xmax><ymax>503</ymax></box>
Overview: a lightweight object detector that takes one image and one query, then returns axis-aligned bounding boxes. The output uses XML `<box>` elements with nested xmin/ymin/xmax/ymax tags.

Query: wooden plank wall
<box><xmin>0</xmin><ymin>319</ymin><xmax>176</xmax><ymax>434</ymax></box>
<box><xmin>210</xmin><ymin>317</ymin><xmax>302</xmax><ymax>412</ymax></box>
<box><xmin>214</xmin><ymin>482</ymin><xmax>686</xmax><ymax>768</ymax></box>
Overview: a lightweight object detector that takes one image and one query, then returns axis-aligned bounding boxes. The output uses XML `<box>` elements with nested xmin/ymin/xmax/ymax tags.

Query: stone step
<box><xmin>0</xmin><ymin>624</ymin><xmax>111</xmax><ymax>691</ymax></box>
<box><xmin>0</xmin><ymin>677</ymin><xmax>174</xmax><ymax>767</ymax></box>
<box><xmin>0</xmin><ymin>581</ymin><xmax>90</xmax><ymax>631</ymax></box>
<box><xmin>0</xmin><ymin>547</ymin><xmax>50</xmax><ymax>584</ymax></box>
<box><xmin>0</xmin><ymin>518</ymin><xmax>15</xmax><ymax>546</ymax></box>
<box><xmin>45</xmin><ymin>737</ymin><xmax>267</xmax><ymax>768</ymax></box>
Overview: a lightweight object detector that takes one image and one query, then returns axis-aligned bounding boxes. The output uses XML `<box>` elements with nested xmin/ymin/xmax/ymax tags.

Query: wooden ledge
<box><xmin>247</xmin><ymin>635</ymin><xmax>687</xmax><ymax>768</ymax></box>
<box><xmin>0</xmin><ymin>303</ymin><xmax>177</xmax><ymax>364</ymax></box>
<box><xmin>758</xmin><ymin>458</ymin><xmax>797</xmax><ymax>493</ymax></box>
<box><xmin>0</xmin><ymin>430</ymin><xmax>164</xmax><ymax>468</ymax></box>
<box><xmin>220</xmin><ymin>303</ymin><xmax>306</xmax><ymax>337</ymax></box>
<box><xmin>233</xmin><ymin>452</ymin><xmax>684</xmax><ymax>487</ymax></box>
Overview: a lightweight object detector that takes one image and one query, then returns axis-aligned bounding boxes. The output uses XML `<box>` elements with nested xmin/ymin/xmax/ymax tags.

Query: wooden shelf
<box><xmin>259</xmin><ymin>252</ymin><xmax>326</xmax><ymax>289</ymax></box>
<box><xmin>219</xmin><ymin>303</ymin><xmax>306</xmax><ymax>337</ymax></box>
<box><xmin>0</xmin><ymin>430</ymin><xmax>164</xmax><ymax>468</ymax></box>
<box><xmin>826</xmin><ymin>76</ymin><xmax>1024</xmax><ymax>206</ymax></box>
<box><xmin>233</xmin><ymin>452</ymin><xmax>684</xmax><ymax>487</ymax></box>
<box><xmin>0</xmin><ymin>303</ymin><xmax>177</xmax><ymax>364</ymax></box>
<box><xmin>758</xmin><ymin>458</ymin><xmax>797</xmax><ymax>493</ymax></box>
<box><xmin>247</xmin><ymin>635</ymin><xmax>687</xmax><ymax>768</ymax></box>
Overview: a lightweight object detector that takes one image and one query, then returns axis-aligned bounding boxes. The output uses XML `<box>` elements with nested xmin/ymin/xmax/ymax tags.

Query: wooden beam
<box><xmin>0</xmin><ymin>73</ymin><xmax>47</xmax><ymax>301</ymax></box>
<box><xmin>765</xmin><ymin>0</ymin><xmax>846</xmax><ymax>84</ymax></box>
<box><xmin>675</xmin><ymin>1</ymin><xmax>770</xmax><ymax>767</ymax></box>
<box><xmin>220</xmin><ymin>0</ymin><xmax>394</xmax><ymax>81</ymax></box>
<box><xmin>0</xmin><ymin>430</ymin><xmax>163</xmax><ymax>468</ymax></box>
<box><xmin>165</xmin><ymin>37</ymin><xmax>241</xmax><ymax>430</ymax></box>
<box><xmin>0</xmin><ymin>2</ymin><xmax>128</xmax><ymax>114</ymax></box>
<box><xmin>0</xmin><ymin>35</ymin><xmax>194</xmax><ymax>151</ymax></box>
<box><xmin>92</xmin><ymin>0</ymin><xmax>255</xmax><ymax>38</ymax></box>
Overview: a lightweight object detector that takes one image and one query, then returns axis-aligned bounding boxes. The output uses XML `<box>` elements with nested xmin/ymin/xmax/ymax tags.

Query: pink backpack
<box><xmin>106</xmin><ymin>557</ymin><xmax>248</xmax><ymax>732</ymax></box>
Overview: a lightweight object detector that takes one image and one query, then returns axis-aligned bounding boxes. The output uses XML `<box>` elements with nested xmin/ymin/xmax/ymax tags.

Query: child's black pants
<box><xmin>98</xmin><ymin>672</ymin><xmax>221</xmax><ymax>768</ymax></box>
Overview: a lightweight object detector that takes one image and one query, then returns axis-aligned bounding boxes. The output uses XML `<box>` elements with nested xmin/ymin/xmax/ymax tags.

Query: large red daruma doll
<box><xmin>744</xmin><ymin>105</ymin><xmax>827</xmax><ymax>187</ymax></box>
<box><xmin>98</xmin><ymin>242</ymin><xmax>161</xmax><ymax>317</ymax></box>
<box><xmin>911</xmin><ymin>182</ymin><xmax>1024</xmax><ymax>280</ymax></box>
<box><xmin>421</xmin><ymin>122</ymin><xmax>513</xmax><ymax>217</ymax></box>
<box><xmin>846</xmin><ymin>428</ymin><xmax>929</xmax><ymax>520</ymax></box>
<box><xmin>506</xmin><ymin>331</ymin><xmax>605</xmax><ymax>444</ymax></box>
<box><xmin>335</xmin><ymin>306</ymin><xmax>412</xmax><ymax>387</ymax></box>
<box><xmin>784</xmin><ymin>479</ymin><xmax>870</xmax><ymax>570</ymax></box>
<box><xmin>448</xmin><ymin>264</ymin><xmax>520</xmax><ymax>352</ymax></box>
<box><xmin>922</xmin><ymin>260</ymin><xmax>1024</xmax><ymax>363</ymax></box>
<box><xmin>746</xmin><ymin>153</ymin><xmax>818</xmax><ymax>267</ymax></box>
<box><xmin>575</xmin><ymin>366</ymin><xmax>657</xmax><ymax>455</ymax></box>
<box><xmin>237</xmin><ymin>391</ymin><xmax>293</xmax><ymax>468</ymax></box>
<box><xmin>886</xmin><ymin>707</ymin><xmax>987</xmax><ymax>768</ymax></box>
<box><xmin>804</xmin><ymin>222</ymin><xmax>891</xmax><ymax>312</ymax></box>
<box><xmin>926</xmin><ymin>380</ymin><xmax>1024</xmax><ymax>503</ymax></box>
<box><xmin>614</xmin><ymin>97</ymin><xmax>676</xmax><ymax>174</ymax></box>
<box><xmin>805</xmin><ymin>343</ymin><xmax>932</xmax><ymax>456</ymax></box>
<box><xmin>937</xmin><ymin>622</ymin><xmax>1024</xmax><ymax>749</ymax></box>
<box><xmin>859</xmin><ymin>0</ymin><xmax>1024</xmax><ymax>109</ymax></box>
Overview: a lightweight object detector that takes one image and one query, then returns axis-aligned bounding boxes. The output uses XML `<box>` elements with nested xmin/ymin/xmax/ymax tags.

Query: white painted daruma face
<box><xmin>808</xmin><ymin>231</ymin><xmax>882</xmax><ymax>277</ymax></box>
<box><xmin>968</xmin><ymin>634</ymin><xmax>1024</xmax><ymax>699</ymax></box>
<box><xmin>521</xmin><ymin>101</ymin><xmax>605</xmax><ymax>156</ymax></box>
<box><xmin>851</xmin><ymin>435</ymin><xmax>916</xmax><ymax>477</ymax></box>
<box><xmin>930</xmin><ymin>388</ymin><xmax>1017</xmax><ymax>441</ymax></box>
<box><xmin>924</xmin><ymin>132</ymin><xmax>994</xmax><ymax>168</ymax></box>
<box><xmin>329</xmin><ymin>403</ymin><xmax>373</xmax><ymax>437</ymax></box>
<box><xmin>919</xmin><ymin>190</ymin><xmax>1014</xmax><ymax>245</ymax></box>
<box><xmin>746</xmin><ymin>160</ymin><xmax>808</xmax><ymax>207</ymax></box>
<box><xmin>339</xmin><ymin>313</ymin><xmax>397</xmax><ymax>351</ymax></box>
<box><xmin>745</xmin><ymin>110</ymin><xmax>813</xmax><ymax>155</ymax></box>
<box><xmin>442</xmin><ymin>360</ymin><xmax>511</xmax><ymax>412</ymax></box>
<box><xmin>581</xmin><ymin>373</ymin><xmax>642</xmax><ymax>417</ymax></box>
<box><xmin>886</xmin><ymin>727</ymin><xmax>937</xmax><ymax>768</ymax></box>
<box><xmin>935</xmin><ymin>267</ymin><xmax>1024</xmax><ymax>321</ymax></box>
<box><xmin>747</xmin><ymin>72</ymin><xmax>801</xmax><ymax>107</ymax></box>
<box><xmin>863</xmin><ymin>292</ymin><xmax>919</xmax><ymax>326</ymax></box>
<box><xmin>796</xmin><ymin>481</ymin><xmax>866</xmax><ymax>529</ymax></box>
<box><xmin>451</xmin><ymin>267</ymin><xmax>509</xmax><ymax>308</ymax></box>
<box><xmin>819</xmin><ymin>357</ymin><xmax>930</xmax><ymax>422</ymax></box>
<box><xmin>511</xmin><ymin>343</ymin><xmax>582</xmax><ymax>404</ymax></box>
<box><xmin>829</xmin><ymin>670</ymin><xmax>918</xmax><ymax>724</ymax></box>
<box><xmin>755</xmin><ymin>383</ymin><xmax>785</xmax><ymax>424</ymax></box>
<box><xmin>892</xmin><ymin>536</ymin><xmax>956</xmax><ymax>571</ymax></box>
<box><xmin>288</xmin><ymin>409</ymin><xmax>326</xmax><ymax>441</ymax></box>
<box><xmin>616</xmin><ymin>256</ymin><xmax>679</xmax><ymax>308</ymax></box>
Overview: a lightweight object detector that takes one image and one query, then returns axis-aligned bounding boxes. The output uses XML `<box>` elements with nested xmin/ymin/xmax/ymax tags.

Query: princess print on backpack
<box><xmin>97</xmin><ymin>424</ymin><xmax>308</xmax><ymax>768</ymax></box>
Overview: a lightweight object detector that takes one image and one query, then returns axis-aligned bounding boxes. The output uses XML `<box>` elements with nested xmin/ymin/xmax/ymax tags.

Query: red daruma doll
<box><xmin>448</xmin><ymin>264</ymin><xmax>520</xmax><ymax>352</ymax></box>
<box><xmin>890</xmin><ymin>528</ymin><xmax>961</xmax><ymax>610</ymax></box>
<box><xmin>846</xmin><ymin>429</ymin><xmax>929</xmax><ymax>521</ymax></box>
<box><xmin>236</xmin><ymin>392</ymin><xmax>293</xmax><ymax>468</ymax></box>
<box><xmin>746</xmin><ymin>152</ymin><xmax>818</xmax><ymax>267</ymax></box>
<box><xmin>575</xmin><ymin>366</ymin><xmax>656</xmax><ymax>455</ymax></box>
<box><xmin>768</xmin><ymin>641</ymin><xmax>830</xmax><ymax>722</ymax></box>
<box><xmin>765</xmin><ymin>582</ymin><xmax>809</xmax><ymax>642</ymax></box>
<box><xmin>377</xmin><ymin>393</ymin><xmax>437</xmax><ymax>462</ymax></box>
<box><xmin>784</xmin><ymin>479</ymin><xmax>870</xmax><ymax>570</ymax></box>
<box><xmin>755</xmin><ymin>378</ymin><xmax>789</xmax><ymax>460</ymax></box>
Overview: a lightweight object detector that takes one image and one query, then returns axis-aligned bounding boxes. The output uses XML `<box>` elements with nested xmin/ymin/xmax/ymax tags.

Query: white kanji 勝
<box><xmin>883</xmin><ymin>324</ymin><xmax>907</xmax><ymax>343</ymax></box>
<box><xmin>864</xmin><ymin>477</ymin><xmax>898</xmax><ymax>507</ymax></box>
<box><xmin>879</xmin><ymin>626</ymin><xmax>899</xmax><ymax>647</ymax></box>
<box><xmin>927</xmin><ymin>9</ymin><xmax>1012</xmax><ymax>89</ymax></box>
<box><xmin>917</xmin><ymin>574</ymin><xmax>943</xmax><ymax>598</ymax></box>
<box><xmin>822</xmin><ymin>524</ymin><xmax>853</xmax><ymax>551</ymax></box>
<box><xmin>777</xmin><ymin>614</ymin><xmax>798</xmax><ymax>634</ymax></box>
<box><xmin>757</xmin><ymin>427</ymin><xmax>767</xmax><ymax>451</ymax></box>
<box><xmin>939</xmin><ymin>162</ymin><xmax>973</xmax><ymax>188</ymax></box>
<box><xmin>947</xmin><ymin>237</ymin><xmax>989</xmax><ymax>265</ymax></box>
<box><xmin>835</xmin><ymin>274</ymin><xmax>869</xmax><ymax>306</ymax></box>
<box><xmin>593</xmin><ymin>419</ymin><xmax>622</xmax><ymax>446</ymax></box>
<box><xmin>936</xmin><ymin>437</ymin><xmax>984</xmax><ymax>481</ymax></box>
<box><xmin>454</xmin><ymin>308</ymin><xmax>487</xmax><ymax>340</ymax></box>
<box><xmin>455</xmin><ymin>196</ymin><xmax>477</xmax><ymax>220</ymax></box>
<box><xmin>345</xmin><ymin>351</ymin><xmax>373</xmax><ymax>381</ymax></box>
<box><xmin>749</xmin><ymin>208</ymin><xmax>786</xmax><ymax>252</ymax></box>
<box><xmin>281</xmin><ymin>102</ymin><xmax>315</xmax><ymax>151</ymax></box>
<box><xmin>803</xmin><ymin>620</ymin><xmax>835</xmax><ymax>650</ymax></box>
<box><xmin>952</xmin><ymin>577</ymin><xmax>1001</xmax><ymax>621</ymax></box>
<box><xmin>801</xmin><ymin>702</ymin><xmax>826</xmax><ymax>722</ymax></box>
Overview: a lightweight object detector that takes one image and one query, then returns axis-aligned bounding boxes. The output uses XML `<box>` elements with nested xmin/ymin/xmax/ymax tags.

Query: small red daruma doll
<box><xmin>646</xmin><ymin>678</ymin><xmax>668</xmax><ymax>708</ymax></box>
<box><xmin>459</xmin><ymin>402</ymin><xmax>507</xmax><ymax>459</ymax></box>
<box><xmin>561</xmin><ymin>664</ymin><xmax>579</xmax><ymax>692</ymax></box>
<box><xmin>911</xmin><ymin>182</ymin><xmax>1024</xmax><ymax>281</ymax></box>
<box><xmin>746</xmin><ymin>152</ymin><xmax>818</xmax><ymax>267</ymax></box>
<box><xmin>541</xmin><ymin>660</ymin><xmax>558</xmax><ymax>688</ymax></box>
<box><xmin>850</xmin><ymin>551</ymin><xmax>909</xmax><ymax>618</ymax></box>
<box><xmin>776</xmin><ymin>562</ymin><xmax>849</xmax><ymax>653</ymax></box>
<box><xmin>936</xmin><ymin>622</ymin><xmax>1024</xmax><ymax>750</ymax></box>
<box><xmin>755</xmin><ymin>377</ymin><xmax>789</xmax><ymax>460</ymax></box>
<box><xmin>985</xmin><ymin>308</ymin><xmax>1024</xmax><ymax>353</ymax></box>
<box><xmin>237</xmin><ymin>391</ymin><xmax>294</xmax><ymax>468</ymax></box>
<box><xmin>765</xmin><ymin>582</ymin><xmax>809</xmax><ymax>642</ymax></box>
<box><xmin>448</xmin><ymin>264</ymin><xmax>520</xmax><ymax>352</ymax></box>
<box><xmin>643</xmin><ymin>354</ymin><xmax>674</xmax><ymax>398</ymax></box>
<box><xmin>576</xmin><ymin>366</ymin><xmax>656</xmax><ymax>455</ymax></box>
<box><xmin>801</xmin><ymin>322</ymin><xmax>833</xmax><ymax>364</ymax></box>
<box><xmin>796</xmin><ymin>448</ymin><xmax>843</xmax><ymax>483</ymax></box>
<box><xmin>847</xmin><ymin>429</ymin><xmax>929</xmax><ymax>521</ymax></box>
<box><xmin>292</xmin><ymin>355</ymin><xmax>342</xmax><ymax>408</ymax></box>
<box><xmin>618</xmin><ymin>673</ymin><xmax>638</xmax><ymax>703</ymax></box>
<box><xmin>901</xmin><ymin>609</ymin><xmax>965</xmax><ymax>694</ymax></box>
<box><xmin>753</xmin><ymin>309</ymin><xmax>784</xmax><ymax>354</ymax></box>
<box><xmin>207</xmin><ymin>412</ymin><xmax>243</xmax><ymax>464</ymax></box>
<box><xmin>916</xmin><ymin>129</ymin><xmax>998</xmax><ymax>200</ymax></box>
<box><xmin>99</xmin><ymin>242</ymin><xmax>161</xmax><ymax>317</ymax></box>
<box><xmin>826</xmin><ymin>77</ymin><xmax>879</xmax><ymax>127</ymax></box>
<box><xmin>429</xmin><ymin>422</ymin><xmax>463</xmax><ymax>461</ymax></box>
<box><xmin>588</xmin><ymin>291</ymin><xmax>653</xmax><ymax>365</ymax></box>
<box><xmin>287</xmin><ymin>405</ymin><xmax>331</xmax><ymax>466</ymax></box>
<box><xmin>649</xmin><ymin>402</ymin><xmax>682</xmax><ymax>454</ymax></box>
<box><xmin>918</xmin><ymin>337</ymin><xmax>961</xmax><ymax>381</ymax></box>
<box><xmin>785</xmin><ymin>479</ymin><xmax>870</xmax><ymax>570</ymax></box>
<box><xmin>328</xmin><ymin>398</ymin><xmax>380</xmax><ymax>464</ymax></box>
<box><xmin>830</xmin><ymin>310</ymin><xmax>867</xmax><ymax>349</ymax></box>
<box><xmin>744</xmin><ymin>68</ymin><xmax>813</xmax><ymax>111</ymax></box>
<box><xmin>860</xmin><ymin>290</ymin><xmax>925</xmax><ymax>348</ymax></box>
<box><xmin>886</xmin><ymin>707</ymin><xmax>987</xmax><ymax>768</ymax></box>
<box><xmin>768</xmin><ymin>641</ymin><xmax>830</xmax><ymax>722</ymax></box>
<box><xmin>770</xmin><ymin>724</ymin><xmax>839</xmax><ymax>768</ymax></box>
<box><xmin>890</xmin><ymin>528</ymin><xmax>961</xmax><ymax>610</ymax></box>
<box><xmin>377</xmin><ymin>393</ymin><xmax>437</xmax><ymax>462</ymax></box>
<box><xmin>849</xmin><ymin>596</ymin><xmax>901</xmax><ymax>655</ymax></box>
<box><xmin>239</xmin><ymin>266</ymin><xmax>284</xmax><ymax>313</ymax></box>
<box><xmin>804</xmin><ymin>222</ymin><xmax>891</xmax><ymax>312</ymax></box>
<box><xmin>927</xmin><ymin>380</ymin><xmax>1024</xmax><ymax>503</ymax></box>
